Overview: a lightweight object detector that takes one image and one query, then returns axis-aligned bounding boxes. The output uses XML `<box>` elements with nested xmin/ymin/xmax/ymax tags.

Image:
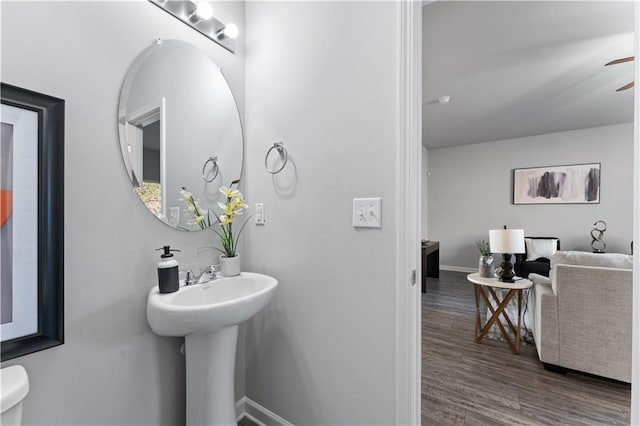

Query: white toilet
<box><xmin>0</xmin><ymin>365</ymin><xmax>29</xmax><ymax>426</ymax></box>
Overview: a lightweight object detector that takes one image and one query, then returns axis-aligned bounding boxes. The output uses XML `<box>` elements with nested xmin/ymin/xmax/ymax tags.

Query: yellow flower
<box><xmin>189</xmin><ymin>215</ymin><xmax>205</xmax><ymax>225</ymax></box>
<box><xmin>220</xmin><ymin>186</ymin><xmax>240</xmax><ymax>198</ymax></box>
<box><xmin>218</xmin><ymin>202</ymin><xmax>236</xmax><ymax>216</ymax></box>
<box><xmin>232</xmin><ymin>197</ymin><xmax>248</xmax><ymax>209</ymax></box>
<box><xmin>219</xmin><ymin>214</ymin><xmax>234</xmax><ymax>225</ymax></box>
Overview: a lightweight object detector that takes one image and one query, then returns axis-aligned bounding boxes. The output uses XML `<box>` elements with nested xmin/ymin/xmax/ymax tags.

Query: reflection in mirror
<box><xmin>118</xmin><ymin>39</ymin><xmax>243</xmax><ymax>231</ymax></box>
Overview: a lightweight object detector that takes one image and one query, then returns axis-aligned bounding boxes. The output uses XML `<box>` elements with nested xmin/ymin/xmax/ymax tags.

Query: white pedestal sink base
<box><xmin>147</xmin><ymin>274</ymin><xmax>278</xmax><ymax>426</ymax></box>
<box><xmin>185</xmin><ymin>326</ymin><xmax>238</xmax><ymax>426</ymax></box>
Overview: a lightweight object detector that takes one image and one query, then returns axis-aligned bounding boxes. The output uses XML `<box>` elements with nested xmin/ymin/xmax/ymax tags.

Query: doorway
<box><xmin>414</xmin><ymin>1</ymin><xmax>640</xmax><ymax>424</ymax></box>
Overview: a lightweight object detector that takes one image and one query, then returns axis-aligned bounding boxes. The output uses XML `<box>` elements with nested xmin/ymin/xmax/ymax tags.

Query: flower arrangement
<box><xmin>180</xmin><ymin>179</ymin><xmax>249</xmax><ymax>258</ymax></box>
<box><xmin>213</xmin><ymin>180</ymin><xmax>249</xmax><ymax>258</ymax></box>
<box><xmin>475</xmin><ymin>240</ymin><xmax>492</xmax><ymax>257</ymax></box>
<box><xmin>180</xmin><ymin>187</ymin><xmax>212</xmax><ymax>230</ymax></box>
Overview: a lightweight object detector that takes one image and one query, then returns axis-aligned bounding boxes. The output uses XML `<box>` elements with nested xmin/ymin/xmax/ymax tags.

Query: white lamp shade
<box><xmin>489</xmin><ymin>229</ymin><xmax>525</xmax><ymax>254</ymax></box>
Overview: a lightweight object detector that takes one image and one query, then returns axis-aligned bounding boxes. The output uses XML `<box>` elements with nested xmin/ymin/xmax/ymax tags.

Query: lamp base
<box><xmin>498</xmin><ymin>253</ymin><xmax>515</xmax><ymax>283</ymax></box>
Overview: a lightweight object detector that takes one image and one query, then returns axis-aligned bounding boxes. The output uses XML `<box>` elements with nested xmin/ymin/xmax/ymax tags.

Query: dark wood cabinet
<box><xmin>421</xmin><ymin>240</ymin><xmax>440</xmax><ymax>293</ymax></box>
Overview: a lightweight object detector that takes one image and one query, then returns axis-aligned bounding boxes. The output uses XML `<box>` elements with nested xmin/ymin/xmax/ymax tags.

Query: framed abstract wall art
<box><xmin>513</xmin><ymin>163</ymin><xmax>601</xmax><ymax>205</ymax></box>
<box><xmin>1</xmin><ymin>83</ymin><xmax>65</xmax><ymax>360</ymax></box>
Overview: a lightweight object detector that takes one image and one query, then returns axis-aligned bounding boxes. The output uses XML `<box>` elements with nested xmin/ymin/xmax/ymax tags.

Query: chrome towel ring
<box><xmin>265</xmin><ymin>141</ymin><xmax>288</xmax><ymax>174</ymax></box>
<box><xmin>202</xmin><ymin>156</ymin><xmax>219</xmax><ymax>183</ymax></box>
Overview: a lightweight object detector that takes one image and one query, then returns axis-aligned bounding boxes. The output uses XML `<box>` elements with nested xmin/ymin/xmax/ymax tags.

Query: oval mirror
<box><xmin>118</xmin><ymin>39</ymin><xmax>243</xmax><ymax>231</ymax></box>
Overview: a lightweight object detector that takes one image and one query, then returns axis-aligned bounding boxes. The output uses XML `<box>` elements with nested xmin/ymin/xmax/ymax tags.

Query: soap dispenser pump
<box><xmin>156</xmin><ymin>245</ymin><xmax>180</xmax><ymax>294</ymax></box>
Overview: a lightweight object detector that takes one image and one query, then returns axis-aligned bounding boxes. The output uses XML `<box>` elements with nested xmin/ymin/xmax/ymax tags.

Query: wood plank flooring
<box><xmin>422</xmin><ymin>270</ymin><xmax>631</xmax><ymax>425</ymax></box>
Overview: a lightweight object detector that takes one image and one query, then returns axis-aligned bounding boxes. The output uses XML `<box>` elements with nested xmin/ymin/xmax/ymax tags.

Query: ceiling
<box><xmin>422</xmin><ymin>1</ymin><xmax>635</xmax><ymax>149</ymax></box>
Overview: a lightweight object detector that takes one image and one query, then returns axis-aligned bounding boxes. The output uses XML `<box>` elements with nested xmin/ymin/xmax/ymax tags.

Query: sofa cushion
<box><xmin>525</xmin><ymin>238</ymin><xmax>559</xmax><ymax>261</ymax></box>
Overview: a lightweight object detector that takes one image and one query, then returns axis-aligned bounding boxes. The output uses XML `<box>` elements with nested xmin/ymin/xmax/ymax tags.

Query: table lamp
<box><xmin>489</xmin><ymin>226</ymin><xmax>525</xmax><ymax>282</ymax></box>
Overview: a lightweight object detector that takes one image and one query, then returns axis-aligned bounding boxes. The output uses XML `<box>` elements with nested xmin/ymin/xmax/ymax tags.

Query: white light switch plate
<box><xmin>169</xmin><ymin>207</ymin><xmax>180</xmax><ymax>227</ymax></box>
<box><xmin>255</xmin><ymin>203</ymin><xmax>265</xmax><ymax>225</ymax></box>
<box><xmin>352</xmin><ymin>197</ymin><xmax>381</xmax><ymax>228</ymax></box>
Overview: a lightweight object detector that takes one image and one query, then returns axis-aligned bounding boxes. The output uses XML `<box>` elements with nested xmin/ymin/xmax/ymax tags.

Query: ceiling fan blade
<box><xmin>605</xmin><ymin>56</ymin><xmax>635</xmax><ymax>66</ymax></box>
<box><xmin>616</xmin><ymin>81</ymin><xmax>635</xmax><ymax>92</ymax></box>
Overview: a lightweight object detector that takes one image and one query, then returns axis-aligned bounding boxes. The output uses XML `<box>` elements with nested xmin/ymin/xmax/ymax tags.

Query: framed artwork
<box><xmin>1</xmin><ymin>83</ymin><xmax>64</xmax><ymax>361</ymax></box>
<box><xmin>513</xmin><ymin>163</ymin><xmax>601</xmax><ymax>205</ymax></box>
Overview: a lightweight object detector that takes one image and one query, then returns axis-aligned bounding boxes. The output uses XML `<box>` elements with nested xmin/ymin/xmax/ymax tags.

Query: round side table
<box><xmin>466</xmin><ymin>273</ymin><xmax>532</xmax><ymax>354</ymax></box>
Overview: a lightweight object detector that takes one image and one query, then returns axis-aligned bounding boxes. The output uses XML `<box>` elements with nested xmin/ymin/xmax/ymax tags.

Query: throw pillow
<box><xmin>525</xmin><ymin>238</ymin><xmax>558</xmax><ymax>261</ymax></box>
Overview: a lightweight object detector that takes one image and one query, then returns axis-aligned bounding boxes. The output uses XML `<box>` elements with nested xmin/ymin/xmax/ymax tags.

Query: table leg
<box><xmin>476</xmin><ymin>286</ymin><xmax>520</xmax><ymax>354</ymax></box>
<box><xmin>474</xmin><ymin>284</ymin><xmax>481</xmax><ymax>340</ymax></box>
<box><xmin>487</xmin><ymin>287</ymin><xmax>518</xmax><ymax>335</ymax></box>
<box><xmin>426</xmin><ymin>251</ymin><xmax>439</xmax><ymax>278</ymax></box>
<box><xmin>516</xmin><ymin>289</ymin><xmax>522</xmax><ymax>354</ymax></box>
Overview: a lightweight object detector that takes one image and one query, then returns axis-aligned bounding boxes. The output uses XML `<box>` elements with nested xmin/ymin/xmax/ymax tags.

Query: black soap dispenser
<box><xmin>156</xmin><ymin>246</ymin><xmax>180</xmax><ymax>294</ymax></box>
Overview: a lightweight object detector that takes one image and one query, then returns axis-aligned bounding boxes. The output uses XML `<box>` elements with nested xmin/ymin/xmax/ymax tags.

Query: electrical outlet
<box><xmin>352</xmin><ymin>198</ymin><xmax>381</xmax><ymax>228</ymax></box>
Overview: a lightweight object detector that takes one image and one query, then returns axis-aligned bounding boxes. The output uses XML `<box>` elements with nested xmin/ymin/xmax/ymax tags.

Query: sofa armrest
<box><xmin>529</xmin><ymin>273</ymin><xmax>551</xmax><ymax>287</ymax></box>
<box><xmin>553</xmin><ymin>264</ymin><xmax>632</xmax><ymax>382</ymax></box>
<box><xmin>536</xmin><ymin>283</ymin><xmax>559</xmax><ymax>363</ymax></box>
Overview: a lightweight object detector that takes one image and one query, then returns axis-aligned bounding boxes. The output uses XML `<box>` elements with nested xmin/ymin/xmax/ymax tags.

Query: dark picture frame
<box><xmin>513</xmin><ymin>163</ymin><xmax>601</xmax><ymax>205</ymax></box>
<box><xmin>1</xmin><ymin>83</ymin><xmax>64</xmax><ymax>361</ymax></box>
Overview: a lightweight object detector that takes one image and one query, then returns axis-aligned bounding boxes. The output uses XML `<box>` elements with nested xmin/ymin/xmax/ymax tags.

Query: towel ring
<box><xmin>265</xmin><ymin>142</ymin><xmax>288</xmax><ymax>174</ymax></box>
<box><xmin>202</xmin><ymin>156</ymin><xmax>219</xmax><ymax>183</ymax></box>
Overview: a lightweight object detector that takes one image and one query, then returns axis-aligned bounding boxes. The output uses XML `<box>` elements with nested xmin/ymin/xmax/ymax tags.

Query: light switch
<box><xmin>169</xmin><ymin>207</ymin><xmax>180</xmax><ymax>227</ymax></box>
<box><xmin>255</xmin><ymin>203</ymin><xmax>265</xmax><ymax>225</ymax></box>
<box><xmin>352</xmin><ymin>198</ymin><xmax>381</xmax><ymax>228</ymax></box>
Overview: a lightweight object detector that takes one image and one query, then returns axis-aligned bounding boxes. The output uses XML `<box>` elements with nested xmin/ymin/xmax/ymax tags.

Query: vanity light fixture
<box><xmin>188</xmin><ymin>0</ymin><xmax>213</xmax><ymax>23</ymax></box>
<box><xmin>148</xmin><ymin>0</ymin><xmax>238</xmax><ymax>53</ymax></box>
<box><xmin>438</xmin><ymin>95</ymin><xmax>452</xmax><ymax>104</ymax></box>
<box><xmin>217</xmin><ymin>23</ymin><xmax>239</xmax><ymax>40</ymax></box>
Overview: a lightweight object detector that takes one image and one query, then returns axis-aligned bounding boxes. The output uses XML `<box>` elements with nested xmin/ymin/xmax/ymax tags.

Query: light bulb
<box><xmin>194</xmin><ymin>1</ymin><xmax>213</xmax><ymax>20</ymax></box>
<box><xmin>223</xmin><ymin>23</ymin><xmax>239</xmax><ymax>39</ymax></box>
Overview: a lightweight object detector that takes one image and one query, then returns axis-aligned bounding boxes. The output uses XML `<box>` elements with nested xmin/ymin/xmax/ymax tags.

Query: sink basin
<box><xmin>147</xmin><ymin>272</ymin><xmax>278</xmax><ymax>336</ymax></box>
<box><xmin>146</xmin><ymin>272</ymin><xmax>278</xmax><ymax>426</ymax></box>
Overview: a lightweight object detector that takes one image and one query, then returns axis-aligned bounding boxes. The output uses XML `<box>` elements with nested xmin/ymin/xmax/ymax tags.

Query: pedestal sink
<box><xmin>147</xmin><ymin>272</ymin><xmax>278</xmax><ymax>426</ymax></box>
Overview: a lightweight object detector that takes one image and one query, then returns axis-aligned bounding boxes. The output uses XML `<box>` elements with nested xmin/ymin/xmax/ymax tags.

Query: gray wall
<box><xmin>242</xmin><ymin>2</ymin><xmax>400</xmax><ymax>424</ymax></box>
<box><xmin>0</xmin><ymin>2</ymin><xmax>245</xmax><ymax>424</ymax></box>
<box><xmin>422</xmin><ymin>146</ymin><xmax>429</xmax><ymax>239</ymax></box>
<box><xmin>428</xmin><ymin>123</ymin><xmax>634</xmax><ymax>270</ymax></box>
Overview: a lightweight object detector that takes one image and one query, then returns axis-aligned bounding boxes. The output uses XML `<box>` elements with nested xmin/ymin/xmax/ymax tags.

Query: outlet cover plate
<box><xmin>352</xmin><ymin>197</ymin><xmax>381</xmax><ymax>228</ymax></box>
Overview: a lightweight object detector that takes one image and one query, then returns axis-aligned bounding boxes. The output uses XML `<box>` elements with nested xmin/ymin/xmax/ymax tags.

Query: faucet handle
<box><xmin>197</xmin><ymin>265</ymin><xmax>218</xmax><ymax>283</ymax></box>
<box><xmin>184</xmin><ymin>269</ymin><xmax>196</xmax><ymax>286</ymax></box>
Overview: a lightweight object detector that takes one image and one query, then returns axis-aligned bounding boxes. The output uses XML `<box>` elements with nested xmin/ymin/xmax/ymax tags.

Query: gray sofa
<box><xmin>528</xmin><ymin>251</ymin><xmax>633</xmax><ymax>382</ymax></box>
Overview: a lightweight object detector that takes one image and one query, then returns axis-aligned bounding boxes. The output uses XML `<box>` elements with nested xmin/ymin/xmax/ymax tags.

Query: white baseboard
<box><xmin>439</xmin><ymin>265</ymin><xmax>477</xmax><ymax>273</ymax></box>
<box><xmin>236</xmin><ymin>396</ymin><xmax>293</xmax><ymax>426</ymax></box>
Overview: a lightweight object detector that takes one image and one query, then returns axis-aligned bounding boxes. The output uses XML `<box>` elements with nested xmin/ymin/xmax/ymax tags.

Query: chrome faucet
<box><xmin>197</xmin><ymin>265</ymin><xmax>218</xmax><ymax>283</ymax></box>
<box><xmin>183</xmin><ymin>265</ymin><xmax>218</xmax><ymax>286</ymax></box>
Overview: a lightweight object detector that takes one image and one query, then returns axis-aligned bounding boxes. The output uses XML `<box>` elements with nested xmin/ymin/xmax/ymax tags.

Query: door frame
<box><xmin>126</xmin><ymin>98</ymin><xmax>167</xmax><ymax>218</ymax></box>
<box><xmin>399</xmin><ymin>2</ymin><xmax>640</xmax><ymax>424</ymax></box>
<box><xmin>395</xmin><ymin>1</ymin><xmax>421</xmax><ymax>424</ymax></box>
<box><xmin>631</xmin><ymin>2</ymin><xmax>639</xmax><ymax>423</ymax></box>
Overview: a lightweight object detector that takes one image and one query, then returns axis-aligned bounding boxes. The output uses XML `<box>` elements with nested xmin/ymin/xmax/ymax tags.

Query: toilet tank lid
<box><xmin>0</xmin><ymin>365</ymin><xmax>29</xmax><ymax>413</ymax></box>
